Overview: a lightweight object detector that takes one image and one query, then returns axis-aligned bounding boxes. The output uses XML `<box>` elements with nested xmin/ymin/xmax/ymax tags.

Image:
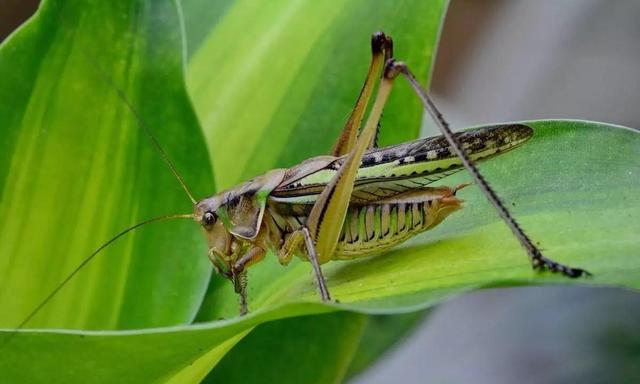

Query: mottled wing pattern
<box><xmin>271</xmin><ymin>124</ymin><xmax>533</xmax><ymax>206</ymax></box>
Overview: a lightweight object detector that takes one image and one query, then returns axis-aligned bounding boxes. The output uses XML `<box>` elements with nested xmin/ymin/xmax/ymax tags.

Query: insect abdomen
<box><xmin>267</xmin><ymin>186</ymin><xmax>462</xmax><ymax>261</ymax></box>
<box><xmin>333</xmin><ymin>194</ymin><xmax>459</xmax><ymax>259</ymax></box>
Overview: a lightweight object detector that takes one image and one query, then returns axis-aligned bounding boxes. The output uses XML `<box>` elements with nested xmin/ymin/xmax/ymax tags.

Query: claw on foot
<box><xmin>531</xmin><ymin>253</ymin><xmax>592</xmax><ymax>279</ymax></box>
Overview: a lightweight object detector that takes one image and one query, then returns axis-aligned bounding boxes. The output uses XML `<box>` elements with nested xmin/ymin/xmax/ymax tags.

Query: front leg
<box><xmin>231</xmin><ymin>246</ymin><xmax>265</xmax><ymax>315</ymax></box>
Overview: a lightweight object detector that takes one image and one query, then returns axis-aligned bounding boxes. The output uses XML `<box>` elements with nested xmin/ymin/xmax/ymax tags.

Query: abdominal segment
<box><xmin>333</xmin><ymin>196</ymin><xmax>458</xmax><ymax>259</ymax></box>
<box><xmin>268</xmin><ymin>187</ymin><xmax>462</xmax><ymax>262</ymax></box>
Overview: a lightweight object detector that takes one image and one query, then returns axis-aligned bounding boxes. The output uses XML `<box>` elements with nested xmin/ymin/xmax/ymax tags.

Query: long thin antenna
<box><xmin>392</xmin><ymin>61</ymin><xmax>590</xmax><ymax>278</ymax></box>
<box><xmin>0</xmin><ymin>4</ymin><xmax>202</xmax><ymax>349</ymax></box>
<box><xmin>78</xmin><ymin>50</ymin><xmax>198</xmax><ymax>205</ymax></box>
<box><xmin>1</xmin><ymin>213</ymin><xmax>194</xmax><ymax>348</ymax></box>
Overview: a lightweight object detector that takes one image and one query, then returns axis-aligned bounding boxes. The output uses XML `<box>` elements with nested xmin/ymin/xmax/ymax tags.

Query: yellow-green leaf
<box><xmin>0</xmin><ymin>0</ymin><xmax>214</xmax><ymax>330</ymax></box>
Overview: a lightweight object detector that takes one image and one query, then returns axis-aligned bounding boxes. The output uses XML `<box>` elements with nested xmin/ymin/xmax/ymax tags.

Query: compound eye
<box><xmin>203</xmin><ymin>211</ymin><xmax>216</xmax><ymax>226</ymax></box>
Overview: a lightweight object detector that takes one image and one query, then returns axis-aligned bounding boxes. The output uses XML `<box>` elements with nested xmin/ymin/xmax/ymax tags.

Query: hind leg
<box><xmin>331</xmin><ymin>32</ymin><xmax>393</xmax><ymax>156</ymax></box>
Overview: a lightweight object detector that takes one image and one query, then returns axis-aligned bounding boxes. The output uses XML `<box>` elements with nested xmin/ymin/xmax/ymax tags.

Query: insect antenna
<box><xmin>77</xmin><ymin>50</ymin><xmax>198</xmax><ymax>205</ymax></box>
<box><xmin>390</xmin><ymin>60</ymin><xmax>590</xmax><ymax>278</ymax></box>
<box><xmin>35</xmin><ymin>2</ymin><xmax>198</xmax><ymax>204</ymax></box>
<box><xmin>1</xmin><ymin>3</ymin><xmax>205</xmax><ymax>349</ymax></box>
<box><xmin>1</xmin><ymin>213</ymin><xmax>194</xmax><ymax>347</ymax></box>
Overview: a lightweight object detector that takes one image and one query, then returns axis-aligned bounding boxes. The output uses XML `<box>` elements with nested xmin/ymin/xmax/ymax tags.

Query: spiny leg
<box><xmin>332</xmin><ymin>32</ymin><xmax>393</xmax><ymax>156</ymax></box>
<box><xmin>301</xmin><ymin>228</ymin><xmax>331</xmax><ymax>301</ymax></box>
<box><xmin>304</xmin><ymin>60</ymin><xmax>401</xmax><ymax>300</ymax></box>
<box><xmin>389</xmin><ymin>60</ymin><xmax>590</xmax><ymax>278</ymax></box>
<box><xmin>276</xmin><ymin>228</ymin><xmax>330</xmax><ymax>300</ymax></box>
<box><xmin>233</xmin><ymin>271</ymin><xmax>249</xmax><ymax>316</ymax></box>
<box><xmin>231</xmin><ymin>246</ymin><xmax>266</xmax><ymax>315</ymax></box>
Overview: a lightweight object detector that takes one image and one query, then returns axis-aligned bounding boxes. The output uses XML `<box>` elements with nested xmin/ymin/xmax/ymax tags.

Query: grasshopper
<box><xmin>16</xmin><ymin>32</ymin><xmax>589</xmax><ymax>325</ymax></box>
<box><xmin>194</xmin><ymin>32</ymin><xmax>590</xmax><ymax>314</ymax></box>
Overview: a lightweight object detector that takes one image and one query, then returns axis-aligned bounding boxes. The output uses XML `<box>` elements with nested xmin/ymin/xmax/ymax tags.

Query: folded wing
<box><xmin>271</xmin><ymin>124</ymin><xmax>533</xmax><ymax>207</ymax></box>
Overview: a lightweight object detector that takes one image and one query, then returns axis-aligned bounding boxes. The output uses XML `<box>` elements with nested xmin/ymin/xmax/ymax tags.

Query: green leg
<box><xmin>304</xmin><ymin>59</ymin><xmax>402</xmax><ymax>301</ymax></box>
<box><xmin>331</xmin><ymin>32</ymin><xmax>393</xmax><ymax>156</ymax></box>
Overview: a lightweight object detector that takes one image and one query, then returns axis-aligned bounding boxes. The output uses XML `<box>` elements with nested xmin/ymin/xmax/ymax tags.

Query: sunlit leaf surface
<box><xmin>0</xmin><ymin>0</ymin><xmax>213</xmax><ymax>330</ymax></box>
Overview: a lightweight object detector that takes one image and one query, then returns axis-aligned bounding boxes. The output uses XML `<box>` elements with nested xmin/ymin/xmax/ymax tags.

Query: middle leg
<box><xmin>231</xmin><ymin>246</ymin><xmax>266</xmax><ymax>315</ymax></box>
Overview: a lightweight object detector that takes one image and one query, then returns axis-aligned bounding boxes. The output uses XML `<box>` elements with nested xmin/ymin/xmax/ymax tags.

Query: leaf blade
<box><xmin>2</xmin><ymin>120</ymin><xmax>637</xmax><ymax>383</ymax></box>
<box><xmin>0</xmin><ymin>0</ymin><xmax>214</xmax><ymax>330</ymax></box>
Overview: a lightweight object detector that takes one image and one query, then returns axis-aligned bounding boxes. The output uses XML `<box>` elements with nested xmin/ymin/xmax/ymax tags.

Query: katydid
<box><xmin>14</xmin><ymin>32</ymin><xmax>589</xmax><ymax>326</ymax></box>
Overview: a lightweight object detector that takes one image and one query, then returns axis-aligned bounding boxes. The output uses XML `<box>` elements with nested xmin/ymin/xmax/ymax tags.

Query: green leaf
<box><xmin>2</xmin><ymin>121</ymin><xmax>638</xmax><ymax>383</ymax></box>
<box><xmin>185</xmin><ymin>0</ymin><xmax>448</xmax><ymax>319</ymax></box>
<box><xmin>0</xmin><ymin>302</ymin><xmax>325</xmax><ymax>383</ymax></box>
<box><xmin>183</xmin><ymin>2</ymin><xmax>449</xmax><ymax>378</ymax></box>
<box><xmin>0</xmin><ymin>0</ymin><xmax>213</xmax><ymax>330</ymax></box>
<box><xmin>190</xmin><ymin>119</ymin><xmax>640</xmax><ymax>317</ymax></box>
<box><xmin>203</xmin><ymin>312</ymin><xmax>367</xmax><ymax>384</ymax></box>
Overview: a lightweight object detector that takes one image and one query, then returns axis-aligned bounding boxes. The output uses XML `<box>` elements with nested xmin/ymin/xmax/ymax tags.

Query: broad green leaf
<box><xmin>0</xmin><ymin>0</ymin><xmax>213</xmax><ymax>330</ymax></box>
<box><xmin>2</xmin><ymin>121</ymin><xmax>638</xmax><ymax>384</ymax></box>
<box><xmin>0</xmin><ymin>302</ymin><xmax>329</xmax><ymax>384</ymax></box>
